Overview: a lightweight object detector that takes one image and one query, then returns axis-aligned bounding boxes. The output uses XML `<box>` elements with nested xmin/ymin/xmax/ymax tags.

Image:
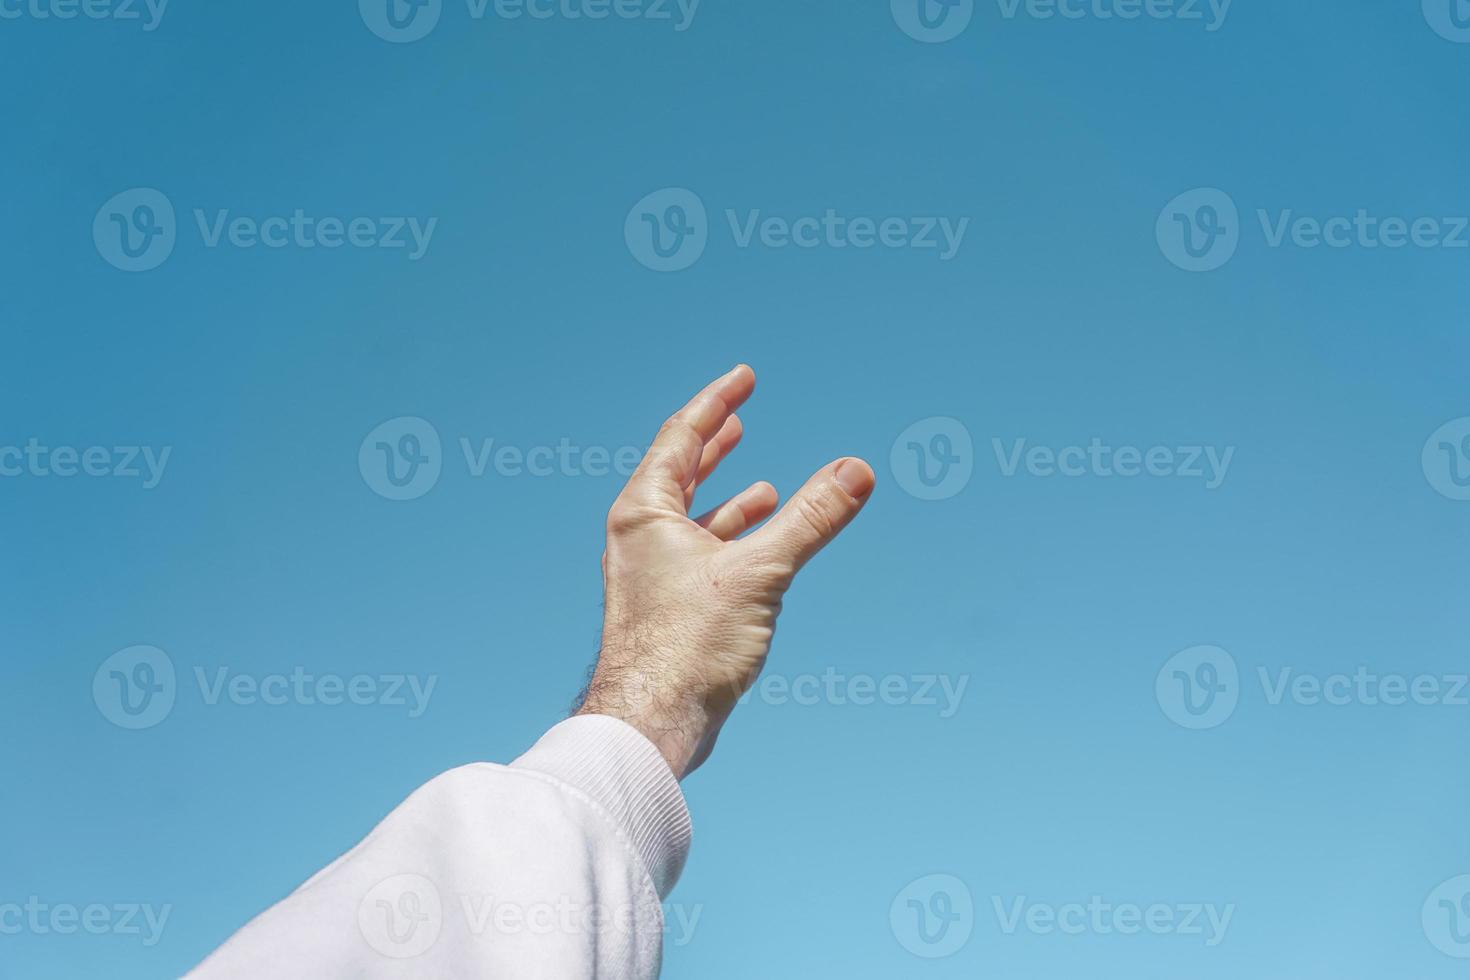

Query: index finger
<box><xmin>623</xmin><ymin>364</ymin><xmax>756</xmax><ymax>511</ymax></box>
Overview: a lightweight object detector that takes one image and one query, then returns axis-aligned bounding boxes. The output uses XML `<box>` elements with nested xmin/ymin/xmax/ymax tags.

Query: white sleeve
<box><xmin>186</xmin><ymin>715</ymin><xmax>693</xmax><ymax>980</ymax></box>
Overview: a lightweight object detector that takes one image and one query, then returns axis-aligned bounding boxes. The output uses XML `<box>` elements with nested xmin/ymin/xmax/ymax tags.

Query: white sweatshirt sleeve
<box><xmin>186</xmin><ymin>714</ymin><xmax>693</xmax><ymax>980</ymax></box>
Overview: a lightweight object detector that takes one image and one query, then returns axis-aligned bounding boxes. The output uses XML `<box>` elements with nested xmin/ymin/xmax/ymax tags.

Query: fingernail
<box><xmin>834</xmin><ymin>458</ymin><xmax>875</xmax><ymax>498</ymax></box>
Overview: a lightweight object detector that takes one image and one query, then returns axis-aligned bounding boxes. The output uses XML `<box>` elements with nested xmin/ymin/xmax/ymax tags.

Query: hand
<box><xmin>576</xmin><ymin>365</ymin><xmax>875</xmax><ymax>778</ymax></box>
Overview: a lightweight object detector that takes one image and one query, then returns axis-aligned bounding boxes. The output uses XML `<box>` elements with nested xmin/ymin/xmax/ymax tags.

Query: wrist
<box><xmin>576</xmin><ymin>676</ymin><xmax>710</xmax><ymax>779</ymax></box>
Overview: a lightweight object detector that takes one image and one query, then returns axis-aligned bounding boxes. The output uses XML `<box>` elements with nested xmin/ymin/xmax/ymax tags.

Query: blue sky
<box><xmin>2</xmin><ymin>0</ymin><xmax>1469</xmax><ymax>977</ymax></box>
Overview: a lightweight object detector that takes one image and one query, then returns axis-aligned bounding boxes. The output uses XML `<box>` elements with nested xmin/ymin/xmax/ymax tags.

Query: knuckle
<box><xmin>658</xmin><ymin>416</ymin><xmax>698</xmax><ymax>443</ymax></box>
<box><xmin>756</xmin><ymin>557</ymin><xmax>797</xmax><ymax>592</ymax></box>
<box><xmin>791</xmin><ymin>492</ymin><xmax>836</xmax><ymax>542</ymax></box>
<box><xmin>607</xmin><ymin>495</ymin><xmax>666</xmax><ymax>536</ymax></box>
<box><xmin>605</xmin><ymin>500</ymin><xmax>642</xmax><ymax>535</ymax></box>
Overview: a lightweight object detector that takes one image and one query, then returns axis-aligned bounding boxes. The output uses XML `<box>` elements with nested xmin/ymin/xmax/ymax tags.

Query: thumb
<box><xmin>743</xmin><ymin>458</ymin><xmax>875</xmax><ymax>574</ymax></box>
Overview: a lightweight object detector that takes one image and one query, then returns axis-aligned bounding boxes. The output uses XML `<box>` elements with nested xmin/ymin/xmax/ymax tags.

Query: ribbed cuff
<box><xmin>510</xmin><ymin>714</ymin><xmax>693</xmax><ymax>897</ymax></box>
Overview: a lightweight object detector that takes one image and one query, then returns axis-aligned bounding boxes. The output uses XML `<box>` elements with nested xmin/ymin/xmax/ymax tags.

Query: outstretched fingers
<box><xmin>695</xmin><ymin>481</ymin><xmax>779</xmax><ymax>541</ymax></box>
<box><xmin>621</xmin><ymin>365</ymin><xmax>756</xmax><ymax>514</ymax></box>
<box><xmin>740</xmin><ymin>458</ymin><xmax>875</xmax><ymax>571</ymax></box>
<box><xmin>685</xmin><ymin>413</ymin><xmax>744</xmax><ymax>509</ymax></box>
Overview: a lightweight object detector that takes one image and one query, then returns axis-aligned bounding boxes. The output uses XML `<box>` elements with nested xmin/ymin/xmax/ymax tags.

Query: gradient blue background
<box><xmin>3</xmin><ymin>0</ymin><xmax>1468</xmax><ymax>976</ymax></box>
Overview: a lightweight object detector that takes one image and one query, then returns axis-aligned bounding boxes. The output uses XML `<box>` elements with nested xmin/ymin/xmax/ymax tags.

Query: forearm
<box><xmin>190</xmin><ymin>365</ymin><xmax>868</xmax><ymax>976</ymax></box>
<box><xmin>187</xmin><ymin>716</ymin><xmax>690</xmax><ymax>979</ymax></box>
